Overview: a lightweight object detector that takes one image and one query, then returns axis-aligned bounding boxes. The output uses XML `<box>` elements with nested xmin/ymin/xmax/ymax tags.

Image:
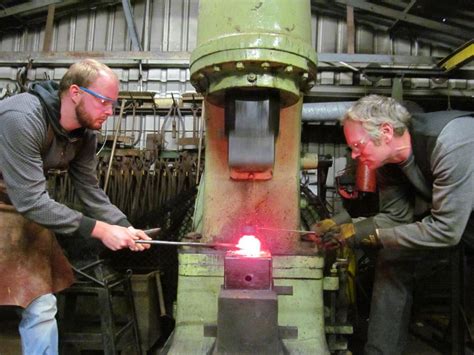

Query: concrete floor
<box><xmin>0</xmin><ymin>327</ymin><xmax>450</xmax><ymax>355</ymax></box>
<box><xmin>1</xmin><ymin>307</ymin><xmax>471</xmax><ymax>355</ymax></box>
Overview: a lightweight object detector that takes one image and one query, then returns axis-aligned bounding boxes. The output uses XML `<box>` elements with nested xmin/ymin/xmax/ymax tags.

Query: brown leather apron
<box><xmin>0</xmin><ymin>182</ymin><xmax>74</xmax><ymax>308</ymax></box>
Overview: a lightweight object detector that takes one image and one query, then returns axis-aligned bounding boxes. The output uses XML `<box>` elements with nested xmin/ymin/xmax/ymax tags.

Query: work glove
<box><xmin>320</xmin><ymin>222</ymin><xmax>381</xmax><ymax>250</ymax></box>
<box><xmin>310</xmin><ymin>209</ymin><xmax>352</xmax><ymax>236</ymax></box>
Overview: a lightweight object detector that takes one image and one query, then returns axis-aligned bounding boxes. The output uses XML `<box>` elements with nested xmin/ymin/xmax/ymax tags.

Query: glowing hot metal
<box><xmin>236</xmin><ymin>235</ymin><xmax>262</xmax><ymax>257</ymax></box>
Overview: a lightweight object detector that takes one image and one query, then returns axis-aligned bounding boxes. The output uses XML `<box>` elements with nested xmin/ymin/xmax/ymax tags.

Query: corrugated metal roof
<box><xmin>0</xmin><ymin>0</ymin><xmax>472</xmax><ymax>110</ymax></box>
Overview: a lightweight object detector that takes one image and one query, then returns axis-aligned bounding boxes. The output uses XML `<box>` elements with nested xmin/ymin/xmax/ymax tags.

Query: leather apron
<box><xmin>0</xmin><ymin>181</ymin><xmax>74</xmax><ymax>308</ymax></box>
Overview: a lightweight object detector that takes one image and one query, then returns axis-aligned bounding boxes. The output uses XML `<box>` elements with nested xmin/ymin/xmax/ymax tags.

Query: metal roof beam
<box><xmin>389</xmin><ymin>0</ymin><xmax>417</xmax><ymax>30</ymax></box>
<box><xmin>318</xmin><ymin>53</ymin><xmax>439</xmax><ymax>65</ymax></box>
<box><xmin>307</xmin><ymin>85</ymin><xmax>474</xmax><ymax>100</ymax></box>
<box><xmin>0</xmin><ymin>0</ymin><xmax>119</xmax><ymax>19</ymax></box>
<box><xmin>0</xmin><ymin>51</ymin><xmax>445</xmax><ymax>66</ymax></box>
<box><xmin>1</xmin><ymin>0</ymin><xmax>63</xmax><ymax>18</ymax></box>
<box><xmin>311</xmin><ymin>3</ymin><xmax>465</xmax><ymax>48</ymax></box>
<box><xmin>0</xmin><ymin>51</ymin><xmax>454</xmax><ymax>67</ymax></box>
<box><xmin>0</xmin><ymin>51</ymin><xmax>192</xmax><ymax>68</ymax></box>
<box><xmin>335</xmin><ymin>0</ymin><xmax>473</xmax><ymax>40</ymax></box>
<box><xmin>378</xmin><ymin>0</ymin><xmax>411</xmax><ymax>9</ymax></box>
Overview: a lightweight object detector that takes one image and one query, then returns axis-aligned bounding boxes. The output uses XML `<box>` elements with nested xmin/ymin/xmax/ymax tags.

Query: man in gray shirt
<box><xmin>0</xmin><ymin>59</ymin><xmax>151</xmax><ymax>354</ymax></box>
<box><xmin>317</xmin><ymin>95</ymin><xmax>474</xmax><ymax>354</ymax></box>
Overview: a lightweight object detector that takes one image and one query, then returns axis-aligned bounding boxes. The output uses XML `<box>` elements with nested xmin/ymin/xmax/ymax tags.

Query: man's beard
<box><xmin>75</xmin><ymin>101</ymin><xmax>102</xmax><ymax>130</ymax></box>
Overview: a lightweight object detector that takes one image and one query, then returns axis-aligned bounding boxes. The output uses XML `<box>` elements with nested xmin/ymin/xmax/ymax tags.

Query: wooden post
<box><xmin>43</xmin><ymin>4</ymin><xmax>55</xmax><ymax>52</ymax></box>
<box><xmin>346</xmin><ymin>5</ymin><xmax>355</xmax><ymax>54</ymax></box>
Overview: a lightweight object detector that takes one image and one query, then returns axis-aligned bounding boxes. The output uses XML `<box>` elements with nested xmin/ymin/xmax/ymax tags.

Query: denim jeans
<box><xmin>364</xmin><ymin>248</ymin><xmax>448</xmax><ymax>355</ymax></box>
<box><xmin>19</xmin><ymin>293</ymin><xmax>58</xmax><ymax>355</ymax></box>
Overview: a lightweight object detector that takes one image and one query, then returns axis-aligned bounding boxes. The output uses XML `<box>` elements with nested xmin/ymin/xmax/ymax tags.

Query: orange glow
<box><xmin>236</xmin><ymin>235</ymin><xmax>261</xmax><ymax>257</ymax></box>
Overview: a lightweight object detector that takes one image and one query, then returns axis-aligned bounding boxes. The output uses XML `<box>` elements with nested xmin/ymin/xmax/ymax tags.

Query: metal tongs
<box><xmin>135</xmin><ymin>228</ymin><xmax>235</xmax><ymax>249</ymax></box>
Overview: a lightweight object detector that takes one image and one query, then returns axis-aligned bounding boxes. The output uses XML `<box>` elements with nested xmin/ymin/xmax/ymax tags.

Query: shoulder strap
<box><xmin>41</xmin><ymin>123</ymin><xmax>54</xmax><ymax>158</ymax></box>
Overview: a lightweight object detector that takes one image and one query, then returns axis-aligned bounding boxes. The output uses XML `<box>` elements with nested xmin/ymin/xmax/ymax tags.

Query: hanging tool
<box><xmin>160</xmin><ymin>93</ymin><xmax>186</xmax><ymax>147</ymax></box>
<box><xmin>104</xmin><ymin>99</ymin><xmax>127</xmax><ymax>192</ymax></box>
<box><xmin>154</xmin><ymin>271</ymin><xmax>175</xmax><ymax>338</ymax></box>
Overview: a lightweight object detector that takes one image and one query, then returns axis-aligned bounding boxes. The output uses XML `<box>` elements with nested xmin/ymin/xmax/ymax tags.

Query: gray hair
<box><xmin>341</xmin><ymin>95</ymin><xmax>411</xmax><ymax>140</ymax></box>
<box><xmin>59</xmin><ymin>59</ymin><xmax>118</xmax><ymax>98</ymax></box>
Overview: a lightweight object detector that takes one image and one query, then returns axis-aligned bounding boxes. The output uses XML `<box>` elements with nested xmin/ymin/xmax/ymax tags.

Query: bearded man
<box><xmin>0</xmin><ymin>59</ymin><xmax>151</xmax><ymax>354</ymax></box>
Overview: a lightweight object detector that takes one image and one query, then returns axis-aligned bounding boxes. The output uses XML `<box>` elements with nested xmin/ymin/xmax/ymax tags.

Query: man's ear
<box><xmin>69</xmin><ymin>85</ymin><xmax>81</xmax><ymax>103</ymax></box>
<box><xmin>380</xmin><ymin>122</ymin><xmax>394</xmax><ymax>142</ymax></box>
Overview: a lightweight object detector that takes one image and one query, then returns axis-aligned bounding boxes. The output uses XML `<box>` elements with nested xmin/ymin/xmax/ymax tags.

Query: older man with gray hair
<box><xmin>317</xmin><ymin>94</ymin><xmax>474</xmax><ymax>354</ymax></box>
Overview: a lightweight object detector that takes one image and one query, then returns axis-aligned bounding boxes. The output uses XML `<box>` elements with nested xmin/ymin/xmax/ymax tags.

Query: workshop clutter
<box><xmin>47</xmin><ymin>152</ymin><xmax>201</xmax><ymax>225</ymax></box>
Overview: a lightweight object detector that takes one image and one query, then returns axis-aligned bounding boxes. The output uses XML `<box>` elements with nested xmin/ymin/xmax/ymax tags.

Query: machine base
<box><xmin>162</xmin><ymin>251</ymin><xmax>329</xmax><ymax>355</ymax></box>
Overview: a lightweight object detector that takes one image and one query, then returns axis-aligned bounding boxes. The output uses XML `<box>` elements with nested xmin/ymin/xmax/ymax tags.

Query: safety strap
<box><xmin>0</xmin><ymin>180</ymin><xmax>11</xmax><ymax>204</ymax></box>
<box><xmin>41</xmin><ymin>124</ymin><xmax>55</xmax><ymax>158</ymax></box>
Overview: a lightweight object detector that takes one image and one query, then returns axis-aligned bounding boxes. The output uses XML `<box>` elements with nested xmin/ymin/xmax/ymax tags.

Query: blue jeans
<box><xmin>364</xmin><ymin>248</ymin><xmax>448</xmax><ymax>355</ymax></box>
<box><xmin>19</xmin><ymin>293</ymin><xmax>58</xmax><ymax>355</ymax></box>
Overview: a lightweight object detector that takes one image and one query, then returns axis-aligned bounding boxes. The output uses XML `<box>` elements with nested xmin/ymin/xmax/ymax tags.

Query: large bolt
<box><xmin>236</xmin><ymin>62</ymin><xmax>245</xmax><ymax>70</ymax></box>
<box><xmin>247</xmin><ymin>73</ymin><xmax>257</xmax><ymax>82</ymax></box>
<box><xmin>261</xmin><ymin>62</ymin><xmax>270</xmax><ymax>70</ymax></box>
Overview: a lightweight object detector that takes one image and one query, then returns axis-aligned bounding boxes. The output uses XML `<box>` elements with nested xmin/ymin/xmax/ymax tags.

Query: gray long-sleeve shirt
<box><xmin>0</xmin><ymin>92</ymin><xmax>129</xmax><ymax>237</ymax></box>
<box><xmin>373</xmin><ymin>116</ymin><xmax>474</xmax><ymax>249</ymax></box>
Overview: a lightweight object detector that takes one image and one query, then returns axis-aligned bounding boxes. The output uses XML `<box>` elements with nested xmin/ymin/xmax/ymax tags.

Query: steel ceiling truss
<box><xmin>311</xmin><ymin>0</ymin><xmax>474</xmax><ymax>49</ymax></box>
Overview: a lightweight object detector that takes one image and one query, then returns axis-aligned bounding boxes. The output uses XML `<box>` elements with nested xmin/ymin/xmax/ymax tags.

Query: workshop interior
<box><xmin>0</xmin><ymin>0</ymin><xmax>473</xmax><ymax>354</ymax></box>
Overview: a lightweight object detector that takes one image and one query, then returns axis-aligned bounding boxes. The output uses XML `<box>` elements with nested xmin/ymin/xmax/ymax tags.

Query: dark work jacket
<box><xmin>411</xmin><ymin>110</ymin><xmax>474</xmax><ymax>193</ymax></box>
<box><xmin>355</xmin><ymin>110</ymin><xmax>474</xmax><ymax>249</ymax></box>
<box><xmin>409</xmin><ymin>110</ymin><xmax>474</xmax><ymax>248</ymax></box>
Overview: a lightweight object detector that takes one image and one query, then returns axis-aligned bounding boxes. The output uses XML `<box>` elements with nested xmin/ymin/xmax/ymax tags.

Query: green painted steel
<box><xmin>190</xmin><ymin>0</ymin><xmax>317</xmax><ymax>106</ymax></box>
<box><xmin>165</xmin><ymin>252</ymin><xmax>329</xmax><ymax>354</ymax></box>
<box><xmin>165</xmin><ymin>1</ymin><xmax>330</xmax><ymax>354</ymax></box>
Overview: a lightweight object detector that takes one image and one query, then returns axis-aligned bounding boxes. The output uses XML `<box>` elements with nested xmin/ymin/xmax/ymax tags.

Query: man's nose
<box><xmin>104</xmin><ymin>104</ymin><xmax>113</xmax><ymax>116</ymax></box>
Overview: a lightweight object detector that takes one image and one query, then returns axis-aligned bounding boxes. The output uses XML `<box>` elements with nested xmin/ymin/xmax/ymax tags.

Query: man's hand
<box><xmin>92</xmin><ymin>221</ymin><xmax>152</xmax><ymax>251</ymax></box>
<box><xmin>310</xmin><ymin>210</ymin><xmax>353</xmax><ymax>236</ymax></box>
<box><xmin>319</xmin><ymin>223</ymin><xmax>356</xmax><ymax>249</ymax></box>
<box><xmin>320</xmin><ymin>223</ymin><xmax>381</xmax><ymax>250</ymax></box>
<box><xmin>127</xmin><ymin>226</ymin><xmax>152</xmax><ymax>251</ymax></box>
<box><xmin>310</xmin><ymin>218</ymin><xmax>338</xmax><ymax>236</ymax></box>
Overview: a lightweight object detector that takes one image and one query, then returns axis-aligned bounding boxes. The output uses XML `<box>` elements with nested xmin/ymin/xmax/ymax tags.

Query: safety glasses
<box><xmin>79</xmin><ymin>86</ymin><xmax>118</xmax><ymax>108</ymax></box>
<box><xmin>348</xmin><ymin>137</ymin><xmax>369</xmax><ymax>154</ymax></box>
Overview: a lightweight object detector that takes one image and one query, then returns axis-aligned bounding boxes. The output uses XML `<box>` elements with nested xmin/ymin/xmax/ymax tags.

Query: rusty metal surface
<box><xmin>224</xmin><ymin>251</ymin><xmax>272</xmax><ymax>290</ymax></box>
<box><xmin>210</xmin><ymin>250</ymin><xmax>294</xmax><ymax>354</ymax></box>
<box><xmin>215</xmin><ymin>288</ymin><xmax>285</xmax><ymax>355</ymax></box>
<box><xmin>0</xmin><ymin>204</ymin><xmax>74</xmax><ymax>308</ymax></box>
<box><xmin>201</xmin><ymin>99</ymin><xmax>312</xmax><ymax>255</ymax></box>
